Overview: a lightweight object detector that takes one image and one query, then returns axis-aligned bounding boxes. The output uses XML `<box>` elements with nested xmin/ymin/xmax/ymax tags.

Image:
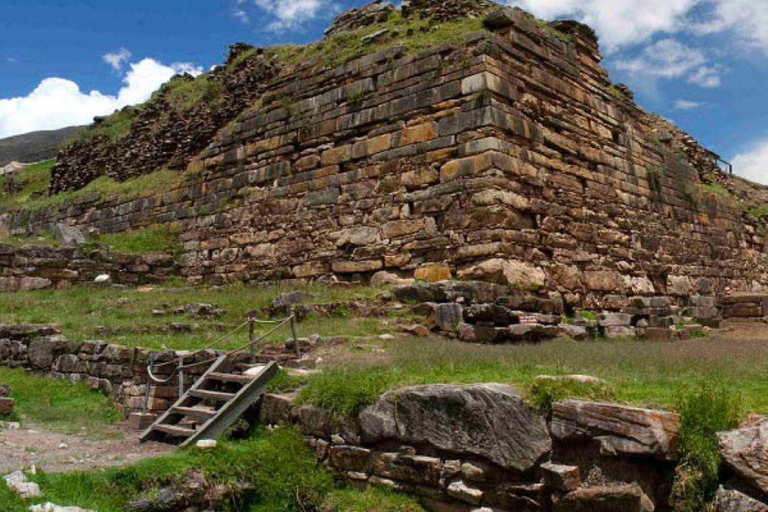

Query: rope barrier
<box><xmin>145</xmin><ymin>315</ymin><xmax>295</xmax><ymax>384</ymax></box>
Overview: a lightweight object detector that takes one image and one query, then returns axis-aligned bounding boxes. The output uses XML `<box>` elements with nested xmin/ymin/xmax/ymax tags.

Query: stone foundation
<box><xmin>0</xmin><ymin>243</ymin><xmax>175</xmax><ymax>291</ymax></box>
<box><xmin>262</xmin><ymin>384</ymin><xmax>682</xmax><ymax>512</ymax></box>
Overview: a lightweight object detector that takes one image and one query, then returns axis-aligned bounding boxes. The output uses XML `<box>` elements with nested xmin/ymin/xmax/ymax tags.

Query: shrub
<box><xmin>670</xmin><ymin>385</ymin><xmax>743</xmax><ymax>512</ymax></box>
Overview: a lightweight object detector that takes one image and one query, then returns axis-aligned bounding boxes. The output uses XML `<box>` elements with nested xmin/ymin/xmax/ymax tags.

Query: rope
<box><xmin>145</xmin><ymin>315</ymin><xmax>295</xmax><ymax>383</ymax></box>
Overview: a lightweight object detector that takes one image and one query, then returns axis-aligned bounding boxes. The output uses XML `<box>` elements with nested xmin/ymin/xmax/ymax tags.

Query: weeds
<box><xmin>670</xmin><ymin>385</ymin><xmax>743</xmax><ymax>512</ymax></box>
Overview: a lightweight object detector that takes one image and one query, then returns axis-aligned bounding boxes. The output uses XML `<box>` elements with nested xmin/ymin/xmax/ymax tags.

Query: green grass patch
<box><xmin>670</xmin><ymin>385</ymin><xmax>743</xmax><ymax>512</ymax></box>
<box><xmin>322</xmin><ymin>487</ymin><xmax>426</xmax><ymax>512</ymax></box>
<box><xmin>0</xmin><ymin>283</ymin><xmax>393</xmax><ymax>351</ymax></box>
<box><xmin>0</xmin><ymin>159</ymin><xmax>55</xmax><ymax>210</ymax></box>
<box><xmin>300</xmin><ymin>335</ymin><xmax>768</xmax><ymax>418</ymax></box>
<box><xmin>0</xmin><ymin>427</ymin><xmax>422</xmax><ymax>512</ymax></box>
<box><xmin>0</xmin><ymin>367</ymin><xmax>121</xmax><ymax>433</ymax></box>
<box><xmin>698</xmin><ymin>183</ymin><xmax>730</xmax><ymax>197</ymax></box>
<box><xmin>1</xmin><ymin>168</ymin><xmax>182</xmax><ymax>213</ymax></box>
<box><xmin>268</xmin><ymin>11</ymin><xmax>484</xmax><ymax>72</ymax></box>
<box><xmin>92</xmin><ymin>225</ymin><xmax>183</xmax><ymax>255</ymax></box>
<box><xmin>75</xmin><ymin>106</ymin><xmax>142</xmax><ymax>143</ymax></box>
<box><xmin>747</xmin><ymin>205</ymin><xmax>768</xmax><ymax>219</ymax></box>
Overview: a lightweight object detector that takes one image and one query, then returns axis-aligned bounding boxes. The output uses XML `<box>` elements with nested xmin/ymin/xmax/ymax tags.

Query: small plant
<box><xmin>698</xmin><ymin>183</ymin><xmax>730</xmax><ymax>197</ymax></box>
<box><xmin>683</xmin><ymin>186</ymin><xmax>701</xmax><ymax>209</ymax></box>
<box><xmin>346</xmin><ymin>88</ymin><xmax>369</xmax><ymax>110</ymax></box>
<box><xmin>648</xmin><ymin>165</ymin><xmax>665</xmax><ymax>195</ymax></box>
<box><xmin>670</xmin><ymin>385</ymin><xmax>742</xmax><ymax>512</ymax></box>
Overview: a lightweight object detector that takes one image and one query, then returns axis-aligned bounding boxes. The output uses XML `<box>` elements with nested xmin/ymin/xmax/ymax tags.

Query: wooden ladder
<box><xmin>140</xmin><ymin>356</ymin><xmax>279</xmax><ymax>447</ymax></box>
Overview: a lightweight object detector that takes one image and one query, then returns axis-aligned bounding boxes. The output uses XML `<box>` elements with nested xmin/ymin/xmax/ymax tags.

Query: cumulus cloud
<box><xmin>732</xmin><ymin>138</ymin><xmax>768</xmax><ymax>185</ymax></box>
<box><xmin>0</xmin><ymin>58</ymin><xmax>202</xmax><ymax>139</ymax></box>
<box><xmin>507</xmin><ymin>0</ymin><xmax>700</xmax><ymax>51</ymax></box>
<box><xmin>615</xmin><ymin>38</ymin><xmax>723</xmax><ymax>88</ymax></box>
<box><xmin>675</xmin><ymin>99</ymin><xmax>705</xmax><ymax>110</ymax></box>
<box><xmin>253</xmin><ymin>0</ymin><xmax>326</xmax><ymax>30</ymax></box>
<box><xmin>506</xmin><ymin>0</ymin><xmax>768</xmax><ymax>54</ymax></box>
<box><xmin>103</xmin><ymin>48</ymin><xmax>132</xmax><ymax>72</ymax></box>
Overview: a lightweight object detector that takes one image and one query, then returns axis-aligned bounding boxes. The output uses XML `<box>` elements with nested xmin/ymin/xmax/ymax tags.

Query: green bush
<box><xmin>670</xmin><ymin>385</ymin><xmax>743</xmax><ymax>512</ymax></box>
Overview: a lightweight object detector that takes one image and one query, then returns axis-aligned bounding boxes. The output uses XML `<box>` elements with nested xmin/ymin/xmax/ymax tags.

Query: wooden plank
<box><xmin>208</xmin><ymin>372</ymin><xmax>254</xmax><ymax>384</ymax></box>
<box><xmin>140</xmin><ymin>356</ymin><xmax>227</xmax><ymax>443</ymax></box>
<box><xmin>182</xmin><ymin>361</ymin><xmax>279</xmax><ymax>447</ymax></box>
<box><xmin>173</xmin><ymin>406</ymin><xmax>217</xmax><ymax>419</ymax></box>
<box><xmin>154</xmin><ymin>424</ymin><xmax>196</xmax><ymax>437</ymax></box>
<box><xmin>189</xmin><ymin>389</ymin><xmax>236</xmax><ymax>402</ymax></box>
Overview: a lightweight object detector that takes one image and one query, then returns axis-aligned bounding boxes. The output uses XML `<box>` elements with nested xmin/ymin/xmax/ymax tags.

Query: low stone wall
<box><xmin>0</xmin><ymin>243</ymin><xmax>176</xmax><ymax>291</ymax></box>
<box><xmin>0</xmin><ymin>324</ymin><xmax>211</xmax><ymax>415</ymax></box>
<box><xmin>262</xmin><ymin>384</ymin><xmax>682</xmax><ymax>512</ymax></box>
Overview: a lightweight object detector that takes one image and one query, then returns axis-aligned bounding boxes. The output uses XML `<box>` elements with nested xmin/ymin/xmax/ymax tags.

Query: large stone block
<box><xmin>360</xmin><ymin>384</ymin><xmax>551</xmax><ymax>473</ymax></box>
<box><xmin>551</xmin><ymin>400</ymin><xmax>681</xmax><ymax>461</ymax></box>
<box><xmin>719</xmin><ymin>417</ymin><xmax>768</xmax><ymax>495</ymax></box>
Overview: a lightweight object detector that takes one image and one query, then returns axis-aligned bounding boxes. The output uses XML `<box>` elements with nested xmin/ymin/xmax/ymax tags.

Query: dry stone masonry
<box><xmin>262</xmin><ymin>384</ymin><xmax>683</xmax><ymax>512</ymax></box>
<box><xmin>6</xmin><ymin>1</ymin><xmax>767</xmax><ymax>313</ymax></box>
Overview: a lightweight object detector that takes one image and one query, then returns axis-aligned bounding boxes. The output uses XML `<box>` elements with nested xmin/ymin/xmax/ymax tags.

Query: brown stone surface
<box><xmin>719</xmin><ymin>417</ymin><xmax>768</xmax><ymax>495</ymax></box>
<box><xmin>551</xmin><ymin>400</ymin><xmax>681</xmax><ymax>461</ymax></box>
<box><xmin>360</xmin><ymin>383</ymin><xmax>551</xmax><ymax>473</ymax></box>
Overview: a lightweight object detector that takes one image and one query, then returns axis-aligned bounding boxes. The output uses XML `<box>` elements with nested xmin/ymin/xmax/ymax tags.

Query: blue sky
<box><xmin>1</xmin><ymin>0</ymin><xmax>768</xmax><ymax>183</ymax></box>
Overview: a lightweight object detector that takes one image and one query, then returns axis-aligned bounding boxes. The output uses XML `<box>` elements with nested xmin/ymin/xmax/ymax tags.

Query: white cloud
<box><xmin>0</xmin><ymin>58</ymin><xmax>202</xmax><ymax>139</ymax></box>
<box><xmin>507</xmin><ymin>0</ymin><xmax>700</xmax><ymax>51</ymax></box>
<box><xmin>687</xmin><ymin>65</ymin><xmax>723</xmax><ymax>87</ymax></box>
<box><xmin>675</xmin><ymin>99</ymin><xmax>705</xmax><ymax>110</ymax></box>
<box><xmin>103</xmin><ymin>48</ymin><xmax>132</xmax><ymax>72</ymax></box>
<box><xmin>506</xmin><ymin>0</ymin><xmax>768</xmax><ymax>55</ymax></box>
<box><xmin>615</xmin><ymin>38</ymin><xmax>723</xmax><ymax>88</ymax></box>
<box><xmin>234</xmin><ymin>0</ymin><xmax>250</xmax><ymax>23</ymax></box>
<box><xmin>253</xmin><ymin>0</ymin><xmax>328</xmax><ymax>30</ymax></box>
<box><xmin>732</xmin><ymin>138</ymin><xmax>768</xmax><ymax>185</ymax></box>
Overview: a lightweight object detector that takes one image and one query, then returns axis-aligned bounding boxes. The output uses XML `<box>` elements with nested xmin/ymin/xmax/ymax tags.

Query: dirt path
<box><xmin>0</xmin><ymin>421</ymin><xmax>172</xmax><ymax>473</ymax></box>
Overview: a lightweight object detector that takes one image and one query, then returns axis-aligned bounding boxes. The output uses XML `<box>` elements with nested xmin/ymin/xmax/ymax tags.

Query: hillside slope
<box><xmin>0</xmin><ymin>126</ymin><xmax>81</xmax><ymax>166</ymax></box>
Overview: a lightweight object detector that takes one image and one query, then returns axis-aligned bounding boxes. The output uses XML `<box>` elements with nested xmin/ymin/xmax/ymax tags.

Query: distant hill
<box><xmin>0</xmin><ymin>126</ymin><xmax>82</xmax><ymax>166</ymax></box>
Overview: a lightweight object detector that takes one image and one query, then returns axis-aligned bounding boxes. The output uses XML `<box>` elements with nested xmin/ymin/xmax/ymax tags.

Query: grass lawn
<box><xmin>0</xmin><ymin>367</ymin><xmax>122</xmax><ymax>434</ymax></box>
<box><xmin>300</xmin><ymin>327</ymin><xmax>768</xmax><ymax>417</ymax></box>
<box><xmin>0</xmin><ymin>283</ymin><xmax>400</xmax><ymax>351</ymax></box>
<box><xmin>0</xmin><ymin>427</ymin><xmax>425</xmax><ymax>512</ymax></box>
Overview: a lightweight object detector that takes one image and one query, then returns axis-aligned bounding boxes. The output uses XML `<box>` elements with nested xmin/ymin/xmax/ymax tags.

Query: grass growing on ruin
<box><xmin>0</xmin><ymin>283</ymin><xmax>397</xmax><ymax>351</ymax></box>
<box><xmin>0</xmin><ymin>427</ymin><xmax>424</xmax><ymax>512</ymax></box>
<box><xmin>0</xmin><ymin>159</ymin><xmax>55</xmax><ymax>211</ymax></box>
<box><xmin>300</xmin><ymin>331</ymin><xmax>768</xmax><ymax>418</ymax></box>
<box><xmin>0</xmin><ymin>166</ymin><xmax>185</xmax><ymax>213</ymax></box>
<box><xmin>0</xmin><ymin>367</ymin><xmax>122</xmax><ymax>433</ymax></box>
<box><xmin>74</xmin><ymin>106</ymin><xmax>142</xmax><ymax>143</ymax></box>
<box><xmin>271</xmin><ymin>11</ymin><xmax>485</xmax><ymax>71</ymax></box>
<box><xmin>91</xmin><ymin>225</ymin><xmax>183</xmax><ymax>255</ymax></box>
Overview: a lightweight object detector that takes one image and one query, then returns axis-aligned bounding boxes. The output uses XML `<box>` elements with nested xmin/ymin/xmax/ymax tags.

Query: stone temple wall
<box><xmin>0</xmin><ymin>243</ymin><xmax>175</xmax><ymax>292</ymax></box>
<box><xmin>4</xmin><ymin>8</ymin><xmax>767</xmax><ymax>309</ymax></box>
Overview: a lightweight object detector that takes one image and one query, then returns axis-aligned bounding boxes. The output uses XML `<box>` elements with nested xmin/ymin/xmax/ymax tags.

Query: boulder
<box><xmin>53</xmin><ymin>223</ymin><xmax>86</xmax><ymax>245</ymax></box>
<box><xmin>540</xmin><ymin>462</ymin><xmax>581</xmax><ymax>492</ymax></box>
<box><xmin>360</xmin><ymin>384</ymin><xmax>551</xmax><ymax>473</ymax></box>
<box><xmin>553</xmin><ymin>483</ymin><xmax>654</xmax><ymax>512</ymax></box>
<box><xmin>551</xmin><ymin>400</ymin><xmax>681</xmax><ymax>461</ymax></box>
<box><xmin>434</xmin><ymin>303</ymin><xmax>463</xmax><ymax>332</ymax></box>
<box><xmin>463</xmin><ymin>303</ymin><xmax>519</xmax><ymax>325</ymax></box>
<box><xmin>414</xmin><ymin>263</ymin><xmax>452</xmax><ymax>283</ymax></box>
<box><xmin>719</xmin><ymin>417</ymin><xmax>768</xmax><ymax>495</ymax></box>
<box><xmin>458</xmin><ymin>258</ymin><xmax>546</xmax><ymax>290</ymax></box>
<box><xmin>371</xmin><ymin>271</ymin><xmax>414</xmax><ymax>286</ymax></box>
<box><xmin>715</xmin><ymin>487</ymin><xmax>768</xmax><ymax>512</ymax></box>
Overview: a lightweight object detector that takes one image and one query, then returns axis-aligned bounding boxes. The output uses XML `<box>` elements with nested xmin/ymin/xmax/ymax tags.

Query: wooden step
<box><xmin>189</xmin><ymin>389</ymin><xmax>236</xmax><ymax>402</ymax></box>
<box><xmin>172</xmin><ymin>406</ymin><xmax>217</xmax><ymax>419</ymax></box>
<box><xmin>154</xmin><ymin>424</ymin><xmax>196</xmax><ymax>437</ymax></box>
<box><xmin>208</xmin><ymin>372</ymin><xmax>253</xmax><ymax>384</ymax></box>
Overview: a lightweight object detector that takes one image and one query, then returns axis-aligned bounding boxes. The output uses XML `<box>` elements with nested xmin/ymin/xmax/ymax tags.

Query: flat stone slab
<box><xmin>719</xmin><ymin>417</ymin><xmax>768</xmax><ymax>495</ymax></box>
<box><xmin>551</xmin><ymin>400</ymin><xmax>681</xmax><ymax>461</ymax></box>
<box><xmin>360</xmin><ymin>383</ymin><xmax>551</xmax><ymax>473</ymax></box>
